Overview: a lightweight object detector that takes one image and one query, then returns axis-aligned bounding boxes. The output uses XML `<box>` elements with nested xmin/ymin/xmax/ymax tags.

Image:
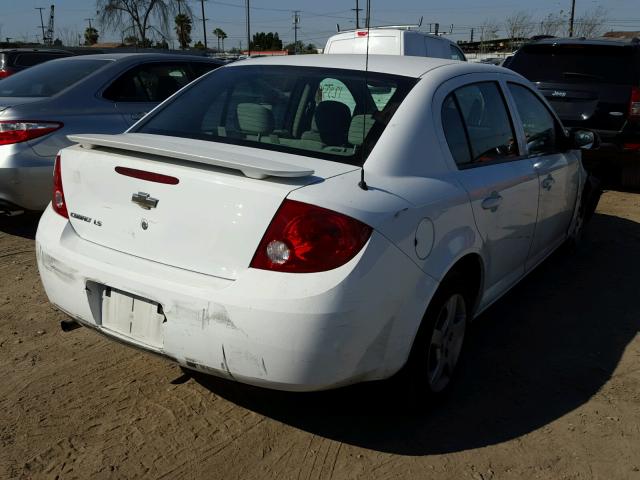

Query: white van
<box><xmin>323</xmin><ymin>28</ymin><xmax>467</xmax><ymax>61</ymax></box>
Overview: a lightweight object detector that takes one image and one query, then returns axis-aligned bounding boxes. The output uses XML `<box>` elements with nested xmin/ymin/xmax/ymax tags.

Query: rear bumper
<box><xmin>36</xmin><ymin>206</ymin><xmax>436</xmax><ymax>391</ymax></box>
<box><xmin>0</xmin><ymin>143</ymin><xmax>54</xmax><ymax>211</ymax></box>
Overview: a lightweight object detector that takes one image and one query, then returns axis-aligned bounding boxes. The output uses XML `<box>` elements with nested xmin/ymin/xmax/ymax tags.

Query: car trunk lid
<box><xmin>60</xmin><ymin>133</ymin><xmax>357</xmax><ymax>280</ymax></box>
<box><xmin>0</xmin><ymin>96</ymin><xmax>44</xmax><ymax>113</ymax></box>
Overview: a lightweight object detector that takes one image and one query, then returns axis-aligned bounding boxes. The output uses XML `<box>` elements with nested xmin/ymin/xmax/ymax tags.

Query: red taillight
<box><xmin>0</xmin><ymin>121</ymin><xmax>62</xmax><ymax>146</ymax></box>
<box><xmin>0</xmin><ymin>68</ymin><xmax>15</xmax><ymax>79</ymax></box>
<box><xmin>356</xmin><ymin>31</ymin><xmax>368</xmax><ymax>37</ymax></box>
<box><xmin>630</xmin><ymin>86</ymin><xmax>640</xmax><ymax>119</ymax></box>
<box><xmin>250</xmin><ymin>200</ymin><xmax>372</xmax><ymax>273</ymax></box>
<box><xmin>52</xmin><ymin>155</ymin><xmax>68</xmax><ymax>218</ymax></box>
<box><xmin>115</xmin><ymin>166</ymin><xmax>179</xmax><ymax>185</ymax></box>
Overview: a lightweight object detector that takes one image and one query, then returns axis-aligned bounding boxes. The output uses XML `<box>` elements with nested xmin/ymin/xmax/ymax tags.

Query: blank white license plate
<box><xmin>101</xmin><ymin>287</ymin><xmax>165</xmax><ymax>349</ymax></box>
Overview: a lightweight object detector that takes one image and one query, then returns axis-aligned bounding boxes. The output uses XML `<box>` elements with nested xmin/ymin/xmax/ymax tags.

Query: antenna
<box><xmin>358</xmin><ymin>0</ymin><xmax>371</xmax><ymax>191</ymax></box>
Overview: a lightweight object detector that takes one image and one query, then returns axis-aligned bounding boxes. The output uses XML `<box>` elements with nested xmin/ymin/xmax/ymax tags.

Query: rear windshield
<box><xmin>134</xmin><ymin>65</ymin><xmax>416</xmax><ymax>165</ymax></box>
<box><xmin>509</xmin><ymin>44</ymin><xmax>639</xmax><ymax>85</ymax></box>
<box><xmin>0</xmin><ymin>59</ymin><xmax>110</xmax><ymax>97</ymax></box>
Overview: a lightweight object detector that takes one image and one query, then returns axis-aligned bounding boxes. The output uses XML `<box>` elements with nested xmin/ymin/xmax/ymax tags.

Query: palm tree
<box><xmin>219</xmin><ymin>29</ymin><xmax>227</xmax><ymax>52</ymax></box>
<box><xmin>175</xmin><ymin>13</ymin><xmax>192</xmax><ymax>49</ymax></box>
<box><xmin>213</xmin><ymin>27</ymin><xmax>227</xmax><ymax>52</ymax></box>
<box><xmin>97</xmin><ymin>0</ymin><xmax>190</xmax><ymax>46</ymax></box>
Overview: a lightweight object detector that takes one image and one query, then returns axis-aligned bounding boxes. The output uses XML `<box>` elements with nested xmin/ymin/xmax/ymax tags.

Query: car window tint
<box><xmin>508</xmin><ymin>44</ymin><xmax>639</xmax><ymax>85</ymax></box>
<box><xmin>316</xmin><ymin>78</ymin><xmax>357</xmax><ymax>115</ymax></box>
<box><xmin>190</xmin><ymin>61</ymin><xmax>220</xmax><ymax>79</ymax></box>
<box><xmin>14</xmin><ymin>53</ymin><xmax>66</xmax><ymax>67</ymax></box>
<box><xmin>453</xmin><ymin>82</ymin><xmax>518</xmax><ymax>164</ymax></box>
<box><xmin>508</xmin><ymin>83</ymin><xmax>557</xmax><ymax>155</ymax></box>
<box><xmin>0</xmin><ymin>59</ymin><xmax>110</xmax><ymax>97</ymax></box>
<box><xmin>442</xmin><ymin>94</ymin><xmax>471</xmax><ymax>165</ymax></box>
<box><xmin>134</xmin><ymin>65</ymin><xmax>417</xmax><ymax>166</ymax></box>
<box><xmin>104</xmin><ymin>63</ymin><xmax>191</xmax><ymax>102</ymax></box>
<box><xmin>450</xmin><ymin>45</ymin><xmax>465</xmax><ymax>61</ymax></box>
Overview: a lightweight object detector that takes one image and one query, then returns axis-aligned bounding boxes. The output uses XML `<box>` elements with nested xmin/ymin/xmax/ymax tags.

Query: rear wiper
<box><xmin>562</xmin><ymin>71</ymin><xmax>603</xmax><ymax>81</ymax></box>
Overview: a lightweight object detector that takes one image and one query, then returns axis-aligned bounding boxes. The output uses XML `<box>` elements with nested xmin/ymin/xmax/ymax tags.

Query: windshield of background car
<box><xmin>134</xmin><ymin>65</ymin><xmax>417</xmax><ymax>165</ymax></box>
<box><xmin>509</xmin><ymin>44</ymin><xmax>639</xmax><ymax>85</ymax></box>
<box><xmin>0</xmin><ymin>59</ymin><xmax>110</xmax><ymax>97</ymax></box>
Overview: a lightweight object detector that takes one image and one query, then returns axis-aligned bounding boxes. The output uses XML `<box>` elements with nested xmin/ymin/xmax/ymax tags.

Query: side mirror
<box><xmin>570</xmin><ymin>129</ymin><xmax>600</xmax><ymax>150</ymax></box>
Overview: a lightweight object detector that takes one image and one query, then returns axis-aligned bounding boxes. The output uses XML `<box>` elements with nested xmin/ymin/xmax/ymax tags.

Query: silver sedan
<box><xmin>0</xmin><ymin>53</ymin><xmax>222</xmax><ymax>213</ymax></box>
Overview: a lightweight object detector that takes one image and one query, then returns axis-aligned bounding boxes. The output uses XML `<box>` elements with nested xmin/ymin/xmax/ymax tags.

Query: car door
<box><xmin>439</xmin><ymin>79</ymin><xmax>539</xmax><ymax>308</ymax></box>
<box><xmin>102</xmin><ymin>62</ymin><xmax>193</xmax><ymax>127</ymax></box>
<box><xmin>506</xmin><ymin>82</ymin><xmax>580</xmax><ymax>269</ymax></box>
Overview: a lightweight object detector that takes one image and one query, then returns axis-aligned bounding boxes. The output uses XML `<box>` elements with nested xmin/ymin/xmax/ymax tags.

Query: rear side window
<box><xmin>13</xmin><ymin>53</ymin><xmax>68</xmax><ymax>67</ymax></box>
<box><xmin>441</xmin><ymin>82</ymin><xmax>519</xmax><ymax>167</ymax></box>
<box><xmin>508</xmin><ymin>44</ymin><xmax>639</xmax><ymax>85</ymax></box>
<box><xmin>508</xmin><ymin>83</ymin><xmax>559</xmax><ymax>155</ymax></box>
<box><xmin>450</xmin><ymin>45</ymin><xmax>466</xmax><ymax>61</ymax></box>
<box><xmin>0</xmin><ymin>59</ymin><xmax>110</xmax><ymax>97</ymax></box>
<box><xmin>189</xmin><ymin>61</ymin><xmax>221</xmax><ymax>79</ymax></box>
<box><xmin>104</xmin><ymin>63</ymin><xmax>192</xmax><ymax>102</ymax></box>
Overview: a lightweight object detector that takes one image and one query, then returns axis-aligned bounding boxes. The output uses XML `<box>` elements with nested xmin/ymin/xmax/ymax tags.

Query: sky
<box><xmin>0</xmin><ymin>0</ymin><xmax>638</xmax><ymax>48</ymax></box>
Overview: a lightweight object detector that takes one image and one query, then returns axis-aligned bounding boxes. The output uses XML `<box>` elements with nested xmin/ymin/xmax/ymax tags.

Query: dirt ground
<box><xmin>1</xmin><ymin>190</ymin><xmax>639</xmax><ymax>480</ymax></box>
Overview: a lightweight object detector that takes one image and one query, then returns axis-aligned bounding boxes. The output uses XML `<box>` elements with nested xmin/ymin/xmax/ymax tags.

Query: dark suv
<box><xmin>507</xmin><ymin>38</ymin><xmax>640</xmax><ymax>186</ymax></box>
<box><xmin>0</xmin><ymin>48</ymin><xmax>74</xmax><ymax>79</ymax></box>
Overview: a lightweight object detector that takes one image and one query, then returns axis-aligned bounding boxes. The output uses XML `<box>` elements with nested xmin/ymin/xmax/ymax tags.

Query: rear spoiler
<box><xmin>67</xmin><ymin>133</ymin><xmax>315</xmax><ymax>180</ymax></box>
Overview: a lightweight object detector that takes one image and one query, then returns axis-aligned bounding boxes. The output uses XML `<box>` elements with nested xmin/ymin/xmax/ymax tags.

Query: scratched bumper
<box><xmin>35</xmin><ymin>206</ymin><xmax>435</xmax><ymax>392</ymax></box>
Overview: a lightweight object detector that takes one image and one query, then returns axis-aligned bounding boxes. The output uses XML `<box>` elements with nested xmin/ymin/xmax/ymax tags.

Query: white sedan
<box><xmin>35</xmin><ymin>55</ymin><xmax>598</xmax><ymax>395</ymax></box>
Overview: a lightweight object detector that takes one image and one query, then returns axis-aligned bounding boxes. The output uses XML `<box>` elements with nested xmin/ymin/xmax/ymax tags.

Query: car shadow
<box><xmin>192</xmin><ymin>211</ymin><xmax>640</xmax><ymax>455</ymax></box>
<box><xmin>0</xmin><ymin>212</ymin><xmax>41</xmax><ymax>240</ymax></box>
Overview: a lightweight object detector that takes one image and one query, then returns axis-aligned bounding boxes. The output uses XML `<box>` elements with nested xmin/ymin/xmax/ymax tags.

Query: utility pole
<box><xmin>470</xmin><ymin>28</ymin><xmax>474</xmax><ymax>43</ymax></box>
<box><xmin>569</xmin><ymin>0</ymin><xmax>576</xmax><ymax>37</ymax></box>
<box><xmin>293</xmin><ymin>11</ymin><xmax>300</xmax><ymax>54</ymax></box>
<box><xmin>35</xmin><ymin>8</ymin><xmax>47</xmax><ymax>44</ymax></box>
<box><xmin>200</xmin><ymin>0</ymin><xmax>208</xmax><ymax>49</ymax></box>
<box><xmin>246</xmin><ymin>0</ymin><xmax>251</xmax><ymax>56</ymax></box>
<box><xmin>85</xmin><ymin>18</ymin><xmax>93</xmax><ymax>30</ymax></box>
<box><xmin>352</xmin><ymin>0</ymin><xmax>362</xmax><ymax>29</ymax></box>
<box><xmin>365</xmin><ymin>0</ymin><xmax>371</xmax><ymax>28</ymax></box>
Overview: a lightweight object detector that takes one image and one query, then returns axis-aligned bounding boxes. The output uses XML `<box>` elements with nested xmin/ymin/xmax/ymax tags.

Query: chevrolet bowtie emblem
<box><xmin>131</xmin><ymin>192</ymin><xmax>159</xmax><ymax>210</ymax></box>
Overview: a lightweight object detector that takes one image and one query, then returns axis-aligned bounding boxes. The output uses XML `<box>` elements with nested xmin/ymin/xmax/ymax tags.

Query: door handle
<box><xmin>481</xmin><ymin>192</ymin><xmax>503</xmax><ymax>212</ymax></box>
<box><xmin>131</xmin><ymin>112</ymin><xmax>147</xmax><ymax>121</ymax></box>
<box><xmin>542</xmin><ymin>174</ymin><xmax>555</xmax><ymax>191</ymax></box>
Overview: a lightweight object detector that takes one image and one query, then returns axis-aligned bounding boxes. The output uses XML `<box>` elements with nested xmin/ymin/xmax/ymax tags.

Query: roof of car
<box><xmin>531</xmin><ymin>37</ymin><xmax>640</xmax><ymax>47</ymax></box>
<box><xmin>0</xmin><ymin>48</ymin><xmax>73</xmax><ymax>54</ymax></box>
<box><xmin>228</xmin><ymin>54</ymin><xmax>502</xmax><ymax>78</ymax></box>
<box><xmin>46</xmin><ymin>52</ymin><xmax>223</xmax><ymax>63</ymax></box>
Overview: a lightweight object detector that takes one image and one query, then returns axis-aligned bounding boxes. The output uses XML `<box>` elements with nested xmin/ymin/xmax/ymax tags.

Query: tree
<box><xmin>478</xmin><ymin>19</ymin><xmax>500</xmax><ymax>54</ymax></box>
<box><xmin>194</xmin><ymin>40</ymin><xmax>205</xmax><ymax>49</ymax></box>
<box><xmin>84</xmin><ymin>27</ymin><xmax>99</xmax><ymax>45</ymax></box>
<box><xmin>574</xmin><ymin>7</ymin><xmax>608</xmax><ymax>38</ymax></box>
<box><xmin>505</xmin><ymin>11</ymin><xmax>534</xmax><ymax>49</ymax></box>
<box><xmin>97</xmin><ymin>0</ymin><xmax>188</xmax><ymax>47</ymax></box>
<box><xmin>57</xmin><ymin>27</ymin><xmax>80</xmax><ymax>47</ymax></box>
<box><xmin>285</xmin><ymin>41</ymin><xmax>316</xmax><ymax>54</ymax></box>
<box><xmin>250</xmin><ymin>32</ymin><xmax>282</xmax><ymax>51</ymax></box>
<box><xmin>537</xmin><ymin>12</ymin><xmax>564</xmax><ymax>37</ymax></box>
<box><xmin>53</xmin><ymin>38</ymin><xmax>63</xmax><ymax>46</ymax></box>
<box><xmin>174</xmin><ymin>13</ymin><xmax>192</xmax><ymax>49</ymax></box>
<box><xmin>213</xmin><ymin>27</ymin><xmax>227</xmax><ymax>52</ymax></box>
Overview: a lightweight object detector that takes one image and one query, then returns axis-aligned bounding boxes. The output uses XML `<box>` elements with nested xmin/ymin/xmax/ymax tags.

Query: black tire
<box><xmin>402</xmin><ymin>273</ymin><xmax>473</xmax><ymax>400</ymax></box>
<box><xmin>565</xmin><ymin>173</ymin><xmax>601</xmax><ymax>250</ymax></box>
